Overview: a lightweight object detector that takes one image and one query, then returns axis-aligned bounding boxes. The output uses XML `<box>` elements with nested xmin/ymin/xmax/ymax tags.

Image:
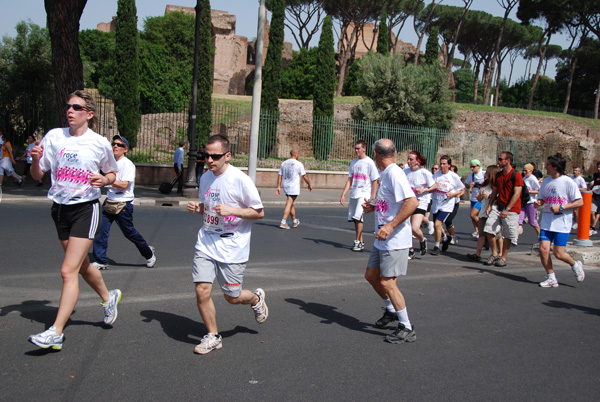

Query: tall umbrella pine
<box><xmin>312</xmin><ymin>16</ymin><xmax>336</xmax><ymax>160</ymax></box>
<box><xmin>114</xmin><ymin>0</ymin><xmax>140</xmax><ymax>148</ymax></box>
<box><xmin>259</xmin><ymin>0</ymin><xmax>285</xmax><ymax>159</ymax></box>
<box><xmin>195</xmin><ymin>0</ymin><xmax>214</xmax><ymax>146</ymax></box>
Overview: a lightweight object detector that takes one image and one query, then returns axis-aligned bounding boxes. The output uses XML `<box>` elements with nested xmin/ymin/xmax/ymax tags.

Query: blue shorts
<box><xmin>539</xmin><ymin>229</ymin><xmax>570</xmax><ymax>247</ymax></box>
<box><xmin>433</xmin><ymin>210</ymin><xmax>451</xmax><ymax>223</ymax></box>
<box><xmin>470</xmin><ymin>201</ymin><xmax>482</xmax><ymax>210</ymax></box>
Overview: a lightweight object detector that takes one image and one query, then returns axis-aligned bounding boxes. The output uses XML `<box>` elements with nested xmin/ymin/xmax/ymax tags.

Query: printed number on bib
<box><xmin>204</xmin><ymin>210</ymin><xmax>225</xmax><ymax>232</ymax></box>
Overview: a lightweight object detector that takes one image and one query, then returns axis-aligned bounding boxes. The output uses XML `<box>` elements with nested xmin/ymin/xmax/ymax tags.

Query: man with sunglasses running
<box><xmin>92</xmin><ymin>135</ymin><xmax>156</xmax><ymax>270</ymax></box>
<box><xmin>187</xmin><ymin>134</ymin><xmax>268</xmax><ymax>355</ymax></box>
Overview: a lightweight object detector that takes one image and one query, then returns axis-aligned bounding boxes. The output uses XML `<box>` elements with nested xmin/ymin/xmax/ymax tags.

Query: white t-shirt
<box><xmin>466</xmin><ymin>170</ymin><xmax>485</xmax><ymax>202</ymax></box>
<box><xmin>196</xmin><ymin>165</ymin><xmax>263</xmax><ymax>264</ymax></box>
<box><xmin>106</xmin><ymin>156</ymin><xmax>136</xmax><ymax>202</ymax></box>
<box><xmin>25</xmin><ymin>143</ymin><xmax>35</xmax><ymax>164</ymax></box>
<box><xmin>523</xmin><ymin>174</ymin><xmax>540</xmax><ymax>204</ymax></box>
<box><xmin>538</xmin><ymin>175</ymin><xmax>582</xmax><ymax>233</ymax></box>
<box><xmin>373</xmin><ymin>164</ymin><xmax>415</xmax><ymax>251</ymax></box>
<box><xmin>39</xmin><ymin>128</ymin><xmax>118</xmax><ymax>205</ymax></box>
<box><xmin>278</xmin><ymin>158</ymin><xmax>306</xmax><ymax>196</ymax></box>
<box><xmin>478</xmin><ymin>185</ymin><xmax>493</xmax><ymax>218</ymax></box>
<box><xmin>404</xmin><ymin>167</ymin><xmax>434</xmax><ymax>210</ymax></box>
<box><xmin>348</xmin><ymin>156</ymin><xmax>379</xmax><ymax>199</ymax></box>
<box><xmin>570</xmin><ymin>175</ymin><xmax>587</xmax><ymax>190</ymax></box>
<box><xmin>431</xmin><ymin>171</ymin><xmax>465</xmax><ymax>214</ymax></box>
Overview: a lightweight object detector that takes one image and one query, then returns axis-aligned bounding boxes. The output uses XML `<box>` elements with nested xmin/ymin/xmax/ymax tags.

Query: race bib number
<box><xmin>203</xmin><ymin>210</ymin><xmax>225</xmax><ymax>233</ymax></box>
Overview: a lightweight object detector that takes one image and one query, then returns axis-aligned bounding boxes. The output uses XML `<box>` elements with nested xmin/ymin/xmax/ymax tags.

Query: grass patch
<box><xmin>334</xmin><ymin>96</ymin><xmax>363</xmax><ymax>104</ymax></box>
<box><xmin>454</xmin><ymin>103</ymin><xmax>600</xmax><ymax>130</ymax></box>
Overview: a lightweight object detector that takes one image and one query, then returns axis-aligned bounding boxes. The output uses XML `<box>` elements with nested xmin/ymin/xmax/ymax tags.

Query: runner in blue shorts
<box><xmin>535</xmin><ymin>153</ymin><xmax>584</xmax><ymax>288</ymax></box>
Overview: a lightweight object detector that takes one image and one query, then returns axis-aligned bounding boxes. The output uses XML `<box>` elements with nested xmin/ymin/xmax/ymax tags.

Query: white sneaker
<box><xmin>146</xmin><ymin>246</ymin><xmax>156</xmax><ymax>268</ymax></box>
<box><xmin>539</xmin><ymin>277</ymin><xmax>559</xmax><ymax>288</ymax></box>
<box><xmin>471</xmin><ymin>230</ymin><xmax>479</xmax><ymax>238</ymax></box>
<box><xmin>28</xmin><ymin>326</ymin><xmax>64</xmax><ymax>350</ymax></box>
<box><xmin>194</xmin><ymin>333</ymin><xmax>222</xmax><ymax>355</ymax></box>
<box><xmin>102</xmin><ymin>289</ymin><xmax>122</xmax><ymax>325</ymax></box>
<box><xmin>92</xmin><ymin>261</ymin><xmax>108</xmax><ymax>270</ymax></box>
<box><xmin>450</xmin><ymin>236</ymin><xmax>458</xmax><ymax>245</ymax></box>
<box><xmin>251</xmin><ymin>288</ymin><xmax>268</xmax><ymax>324</ymax></box>
<box><xmin>428</xmin><ymin>222</ymin><xmax>434</xmax><ymax>235</ymax></box>
<box><xmin>351</xmin><ymin>240</ymin><xmax>363</xmax><ymax>251</ymax></box>
<box><xmin>572</xmin><ymin>261</ymin><xmax>585</xmax><ymax>282</ymax></box>
<box><xmin>590</xmin><ymin>229</ymin><xmax>597</xmax><ymax>236</ymax></box>
<box><xmin>572</xmin><ymin>223</ymin><xmax>578</xmax><ymax>230</ymax></box>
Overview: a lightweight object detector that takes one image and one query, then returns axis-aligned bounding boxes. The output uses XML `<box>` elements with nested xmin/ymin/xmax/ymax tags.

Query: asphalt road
<box><xmin>1</xmin><ymin>202</ymin><xmax>599</xmax><ymax>401</ymax></box>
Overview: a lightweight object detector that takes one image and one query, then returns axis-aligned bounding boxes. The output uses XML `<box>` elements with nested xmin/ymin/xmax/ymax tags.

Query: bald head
<box><xmin>290</xmin><ymin>149</ymin><xmax>299</xmax><ymax>158</ymax></box>
<box><xmin>373</xmin><ymin>139</ymin><xmax>396</xmax><ymax>158</ymax></box>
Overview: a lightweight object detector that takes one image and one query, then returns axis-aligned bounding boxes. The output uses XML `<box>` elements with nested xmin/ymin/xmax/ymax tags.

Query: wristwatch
<box><xmin>559</xmin><ymin>205</ymin><xmax>564</xmax><ymax>212</ymax></box>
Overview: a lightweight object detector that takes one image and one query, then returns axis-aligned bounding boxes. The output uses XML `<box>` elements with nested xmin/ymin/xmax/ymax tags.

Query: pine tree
<box><xmin>259</xmin><ymin>0</ymin><xmax>285</xmax><ymax>158</ymax></box>
<box><xmin>195</xmin><ymin>0</ymin><xmax>214</xmax><ymax>145</ymax></box>
<box><xmin>114</xmin><ymin>0</ymin><xmax>140</xmax><ymax>147</ymax></box>
<box><xmin>377</xmin><ymin>11</ymin><xmax>389</xmax><ymax>56</ymax></box>
<box><xmin>312</xmin><ymin>15</ymin><xmax>336</xmax><ymax>160</ymax></box>
<box><xmin>423</xmin><ymin>26</ymin><xmax>440</xmax><ymax>66</ymax></box>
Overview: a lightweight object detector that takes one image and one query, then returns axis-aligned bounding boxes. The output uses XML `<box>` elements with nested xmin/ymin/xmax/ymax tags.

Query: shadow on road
<box><xmin>302</xmin><ymin>237</ymin><xmax>350</xmax><ymax>250</ymax></box>
<box><xmin>542</xmin><ymin>300</ymin><xmax>600</xmax><ymax>316</ymax></box>
<box><xmin>285</xmin><ymin>298</ymin><xmax>386</xmax><ymax>336</ymax></box>
<box><xmin>140</xmin><ymin>310</ymin><xmax>258</xmax><ymax>345</ymax></box>
<box><xmin>459</xmin><ymin>265</ymin><xmax>541</xmax><ymax>285</ymax></box>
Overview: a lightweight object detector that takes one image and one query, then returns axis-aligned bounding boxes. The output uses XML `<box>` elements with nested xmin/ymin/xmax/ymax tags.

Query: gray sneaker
<box><xmin>251</xmin><ymin>288</ymin><xmax>268</xmax><ymax>324</ymax></box>
<box><xmin>28</xmin><ymin>326</ymin><xmax>64</xmax><ymax>350</ymax></box>
<box><xmin>146</xmin><ymin>246</ymin><xmax>157</xmax><ymax>268</ymax></box>
<box><xmin>194</xmin><ymin>333</ymin><xmax>223</xmax><ymax>355</ymax></box>
<box><xmin>385</xmin><ymin>324</ymin><xmax>416</xmax><ymax>344</ymax></box>
<box><xmin>572</xmin><ymin>261</ymin><xmax>585</xmax><ymax>282</ymax></box>
<box><xmin>102</xmin><ymin>289</ymin><xmax>122</xmax><ymax>325</ymax></box>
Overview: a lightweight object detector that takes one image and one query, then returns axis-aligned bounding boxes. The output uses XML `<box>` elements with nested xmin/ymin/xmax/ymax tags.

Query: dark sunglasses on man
<box><xmin>206</xmin><ymin>152</ymin><xmax>228</xmax><ymax>161</ymax></box>
<box><xmin>111</xmin><ymin>142</ymin><xmax>127</xmax><ymax>148</ymax></box>
<box><xmin>64</xmin><ymin>104</ymin><xmax>85</xmax><ymax>111</ymax></box>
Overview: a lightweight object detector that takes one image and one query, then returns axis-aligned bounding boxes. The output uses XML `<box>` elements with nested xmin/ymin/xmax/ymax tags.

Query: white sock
<box><xmin>281</xmin><ymin>219</ymin><xmax>287</xmax><ymax>224</ymax></box>
<box><xmin>396</xmin><ymin>308</ymin><xmax>412</xmax><ymax>330</ymax></box>
<box><xmin>384</xmin><ymin>299</ymin><xmax>396</xmax><ymax>313</ymax></box>
<box><xmin>435</xmin><ymin>242</ymin><xmax>440</xmax><ymax>247</ymax></box>
<box><xmin>548</xmin><ymin>273</ymin><xmax>557</xmax><ymax>280</ymax></box>
<box><xmin>293</xmin><ymin>219</ymin><xmax>299</xmax><ymax>224</ymax></box>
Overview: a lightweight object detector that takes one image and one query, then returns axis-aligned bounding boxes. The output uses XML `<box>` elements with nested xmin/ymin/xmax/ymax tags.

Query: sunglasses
<box><xmin>498</xmin><ymin>157</ymin><xmax>506</xmax><ymax>161</ymax></box>
<box><xmin>470</xmin><ymin>165</ymin><xmax>478</xmax><ymax>168</ymax></box>
<box><xmin>111</xmin><ymin>142</ymin><xmax>126</xmax><ymax>148</ymax></box>
<box><xmin>65</xmin><ymin>104</ymin><xmax>86</xmax><ymax>111</ymax></box>
<box><xmin>206</xmin><ymin>152</ymin><xmax>228</xmax><ymax>160</ymax></box>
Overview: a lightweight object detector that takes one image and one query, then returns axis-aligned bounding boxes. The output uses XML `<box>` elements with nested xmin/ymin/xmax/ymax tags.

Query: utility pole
<box><xmin>248</xmin><ymin>0</ymin><xmax>266</xmax><ymax>182</ymax></box>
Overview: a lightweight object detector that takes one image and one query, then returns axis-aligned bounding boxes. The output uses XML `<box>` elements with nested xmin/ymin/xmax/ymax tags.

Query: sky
<box><xmin>0</xmin><ymin>0</ymin><xmax>571</xmax><ymax>85</ymax></box>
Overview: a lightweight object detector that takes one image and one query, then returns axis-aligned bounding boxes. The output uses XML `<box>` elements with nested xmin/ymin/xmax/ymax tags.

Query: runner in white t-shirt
<box><xmin>28</xmin><ymin>90</ymin><xmax>121</xmax><ymax>351</ymax></box>
<box><xmin>340</xmin><ymin>140</ymin><xmax>379</xmax><ymax>251</ymax></box>
<box><xmin>92</xmin><ymin>135</ymin><xmax>156</xmax><ymax>270</ymax></box>
<box><xmin>404</xmin><ymin>150</ymin><xmax>434</xmax><ymax>258</ymax></box>
<box><xmin>465</xmin><ymin>159</ymin><xmax>485</xmax><ymax>238</ymax></box>
<box><xmin>426</xmin><ymin>156</ymin><xmax>465</xmax><ymax>255</ymax></box>
<box><xmin>534</xmin><ymin>154</ymin><xmax>584</xmax><ymax>288</ymax></box>
<box><xmin>187</xmin><ymin>134</ymin><xmax>268</xmax><ymax>355</ymax></box>
<box><xmin>361</xmin><ymin>139</ymin><xmax>419</xmax><ymax>345</ymax></box>
<box><xmin>276</xmin><ymin>149</ymin><xmax>312</xmax><ymax>229</ymax></box>
<box><xmin>17</xmin><ymin>135</ymin><xmax>43</xmax><ymax>186</ymax></box>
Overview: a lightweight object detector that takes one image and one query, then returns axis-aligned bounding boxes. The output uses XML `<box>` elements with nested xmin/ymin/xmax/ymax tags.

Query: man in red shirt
<box><xmin>483</xmin><ymin>151</ymin><xmax>523</xmax><ymax>267</ymax></box>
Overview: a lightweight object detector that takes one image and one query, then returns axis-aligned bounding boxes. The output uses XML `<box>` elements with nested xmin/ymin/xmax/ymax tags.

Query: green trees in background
<box><xmin>312</xmin><ymin>15</ymin><xmax>336</xmax><ymax>160</ymax></box>
<box><xmin>423</xmin><ymin>26</ymin><xmax>439</xmax><ymax>65</ymax></box>
<box><xmin>377</xmin><ymin>10</ymin><xmax>389</xmax><ymax>56</ymax></box>
<box><xmin>139</xmin><ymin>11</ymin><xmax>196</xmax><ymax>113</ymax></box>
<box><xmin>352</xmin><ymin>52</ymin><xmax>454</xmax><ymax>130</ymax></box>
<box><xmin>195</xmin><ymin>0</ymin><xmax>215</xmax><ymax>146</ymax></box>
<box><xmin>79</xmin><ymin>29</ymin><xmax>116</xmax><ymax>93</ymax></box>
<box><xmin>280</xmin><ymin>47</ymin><xmax>317</xmax><ymax>99</ymax></box>
<box><xmin>114</xmin><ymin>0</ymin><xmax>140</xmax><ymax>148</ymax></box>
<box><xmin>259</xmin><ymin>0</ymin><xmax>285</xmax><ymax>158</ymax></box>
<box><xmin>0</xmin><ymin>21</ymin><xmax>58</xmax><ymax>139</ymax></box>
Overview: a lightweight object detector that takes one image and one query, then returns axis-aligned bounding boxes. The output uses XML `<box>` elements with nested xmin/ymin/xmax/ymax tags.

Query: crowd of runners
<box><xmin>22</xmin><ymin>89</ymin><xmax>593</xmax><ymax>355</ymax></box>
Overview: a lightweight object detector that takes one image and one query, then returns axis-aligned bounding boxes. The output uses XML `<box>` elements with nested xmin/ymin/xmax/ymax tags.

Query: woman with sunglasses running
<box><xmin>27</xmin><ymin>90</ymin><xmax>121</xmax><ymax>350</ymax></box>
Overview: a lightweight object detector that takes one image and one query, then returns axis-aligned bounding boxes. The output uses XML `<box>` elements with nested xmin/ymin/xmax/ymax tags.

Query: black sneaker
<box><xmin>419</xmin><ymin>239</ymin><xmax>427</xmax><ymax>255</ymax></box>
<box><xmin>375</xmin><ymin>309</ymin><xmax>398</xmax><ymax>328</ymax></box>
<box><xmin>466</xmin><ymin>253</ymin><xmax>481</xmax><ymax>262</ymax></box>
<box><xmin>441</xmin><ymin>236</ymin><xmax>451</xmax><ymax>252</ymax></box>
<box><xmin>385</xmin><ymin>324</ymin><xmax>416</xmax><ymax>344</ymax></box>
<box><xmin>431</xmin><ymin>246</ymin><xmax>440</xmax><ymax>256</ymax></box>
<box><xmin>408</xmin><ymin>249</ymin><xmax>416</xmax><ymax>260</ymax></box>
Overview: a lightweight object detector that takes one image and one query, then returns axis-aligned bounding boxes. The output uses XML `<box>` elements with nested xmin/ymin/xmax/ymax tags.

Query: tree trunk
<box><xmin>527</xmin><ymin>34</ymin><xmax>551</xmax><ymax>110</ymax></box>
<box><xmin>472</xmin><ymin>61</ymin><xmax>481</xmax><ymax>102</ymax></box>
<box><xmin>493</xmin><ymin>54</ymin><xmax>505</xmax><ymax>107</ymax></box>
<box><xmin>562</xmin><ymin>56</ymin><xmax>578</xmax><ymax>114</ymax></box>
<box><xmin>482</xmin><ymin>61</ymin><xmax>493</xmax><ymax>105</ymax></box>
<box><xmin>594</xmin><ymin>79</ymin><xmax>600</xmax><ymax>119</ymax></box>
<box><xmin>44</xmin><ymin>0</ymin><xmax>87</xmax><ymax>127</ymax></box>
<box><xmin>335</xmin><ymin>23</ymin><xmax>357</xmax><ymax>97</ymax></box>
